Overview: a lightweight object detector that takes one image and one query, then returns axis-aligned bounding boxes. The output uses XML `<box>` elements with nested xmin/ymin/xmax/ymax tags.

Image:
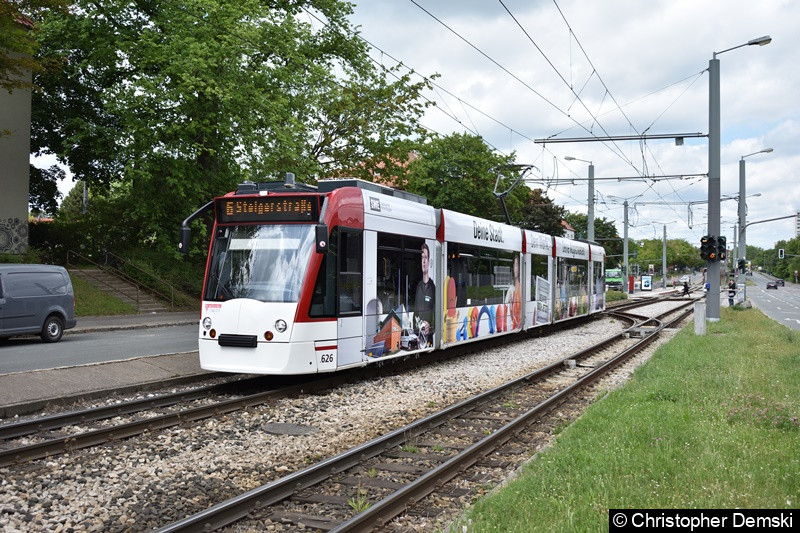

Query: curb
<box><xmin>65</xmin><ymin>320</ymin><xmax>197</xmax><ymax>336</ymax></box>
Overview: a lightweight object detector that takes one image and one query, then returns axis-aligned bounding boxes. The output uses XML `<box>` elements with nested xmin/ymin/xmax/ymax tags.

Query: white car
<box><xmin>400</xmin><ymin>328</ymin><xmax>419</xmax><ymax>350</ymax></box>
<box><xmin>679</xmin><ymin>275</ymin><xmax>691</xmax><ymax>284</ymax></box>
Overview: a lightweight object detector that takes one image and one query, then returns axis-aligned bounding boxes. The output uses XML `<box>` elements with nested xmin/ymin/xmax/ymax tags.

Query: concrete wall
<box><xmin>0</xmin><ymin>61</ymin><xmax>32</xmax><ymax>254</ymax></box>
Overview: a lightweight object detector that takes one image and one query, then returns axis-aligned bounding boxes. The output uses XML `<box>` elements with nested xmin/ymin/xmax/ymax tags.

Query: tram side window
<box><xmin>338</xmin><ymin>229</ymin><xmax>363</xmax><ymax>315</ymax></box>
<box><xmin>556</xmin><ymin>258</ymin><xmax>588</xmax><ymax>318</ymax></box>
<box><xmin>446</xmin><ymin>243</ymin><xmax>513</xmax><ymax>306</ymax></box>
<box><xmin>376</xmin><ymin>234</ymin><xmax>424</xmax><ymax>314</ymax></box>
<box><xmin>529</xmin><ymin>254</ymin><xmax>548</xmax><ymax>301</ymax></box>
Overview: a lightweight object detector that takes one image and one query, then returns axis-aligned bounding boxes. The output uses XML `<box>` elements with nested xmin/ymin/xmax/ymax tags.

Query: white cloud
<box><xmin>350</xmin><ymin>0</ymin><xmax>799</xmax><ymax>249</ymax></box>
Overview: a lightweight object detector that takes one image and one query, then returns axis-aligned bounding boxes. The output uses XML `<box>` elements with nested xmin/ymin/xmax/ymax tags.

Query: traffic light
<box><xmin>738</xmin><ymin>259</ymin><xmax>746</xmax><ymax>272</ymax></box>
<box><xmin>717</xmin><ymin>236</ymin><xmax>727</xmax><ymax>261</ymax></box>
<box><xmin>778</xmin><ymin>248</ymin><xmax>785</xmax><ymax>259</ymax></box>
<box><xmin>700</xmin><ymin>235</ymin><xmax>717</xmax><ymax>261</ymax></box>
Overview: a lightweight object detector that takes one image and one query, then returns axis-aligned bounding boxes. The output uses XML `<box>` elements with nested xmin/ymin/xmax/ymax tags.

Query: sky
<box><xmin>339</xmin><ymin>0</ymin><xmax>799</xmax><ymax>251</ymax></box>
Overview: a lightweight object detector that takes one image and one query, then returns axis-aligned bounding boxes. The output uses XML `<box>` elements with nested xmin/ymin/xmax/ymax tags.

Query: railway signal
<box><xmin>716</xmin><ymin>236</ymin><xmax>727</xmax><ymax>261</ymax></box>
<box><xmin>700</xmin><ymin>235</ymin><xmax>717</xmax><ymax>261</ymax></box>
<box><xmin>778</xmin><ymin>248</ymin><xmax>785</xmax><ymax>259</ymax></box>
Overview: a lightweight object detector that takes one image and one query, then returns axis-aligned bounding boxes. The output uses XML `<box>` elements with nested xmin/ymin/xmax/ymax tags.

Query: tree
<box><xmin>28</xmin><ymin>163</ymin><xmax>63</xmax><ymax>216</ymax></box>
<box><xmin>404</xmin><ymin>133</ymin><xmax>522</xmax><ymax>221</ymax></box>
<box><xmin>31</xmin><ymin>0</ymin><xmax>431</xmax><ymax>253</ymax></box>
<box><xmin>0</xmin><ymin>0</ymin><xmax>66</xmax><ymax>94</ymax></box>
<box><xmin>518</xmin><ymin>188</ymin><xmax>566</xmax><ymax>237</ymax></box>
<box><xmin>56</xmin><ymin>180</ymin><xmax>84</xmax><ymax>220</ymax></box>
<box><xmin>564</xmin><ymin>212</ymin><xmax>622</xmax><ymax>256</ymax></box>
<box><xmin>771</xmin><ymin>237</ymin><xmax>800</xmax><ymax>280</ymax></box>
<box><xmin>628</xmin><ymin>238</ymin><xmax>703</xmax><ymax>275</ymax></box>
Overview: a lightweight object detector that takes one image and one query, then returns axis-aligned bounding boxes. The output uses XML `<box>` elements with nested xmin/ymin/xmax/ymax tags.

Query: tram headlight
<box><xmin>274</xmin><ymin>319</ymin><xmax>287</xmax><ymax>333</ymax></box>
<box><xmin>202</xmin><ymin>317</ymin><xmax>212</xmax><ymax>330</ymax></box>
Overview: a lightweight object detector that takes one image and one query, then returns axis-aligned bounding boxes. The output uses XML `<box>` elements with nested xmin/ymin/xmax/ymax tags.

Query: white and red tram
<box><xmin>182</xmin><ymin>177</ymin><xmax>605</xmax><ymax>375</ymax></box>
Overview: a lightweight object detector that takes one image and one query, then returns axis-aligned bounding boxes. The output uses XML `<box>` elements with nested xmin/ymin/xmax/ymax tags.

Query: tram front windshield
<box><xmin>204</xmin><ymin>224</ymin><xmax>315</xmax><ymax>303</ymax></box>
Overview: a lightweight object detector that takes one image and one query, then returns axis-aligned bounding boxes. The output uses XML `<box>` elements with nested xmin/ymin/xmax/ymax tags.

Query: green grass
<box><xmin>72</xmin><ymin>275</ymin><xmax>136</xmax><ymax>316</ymax></box>
<box><xmin>457</xmin><ymin>307</ymin><xmax>800</xmax><ymax>532</ymax></box>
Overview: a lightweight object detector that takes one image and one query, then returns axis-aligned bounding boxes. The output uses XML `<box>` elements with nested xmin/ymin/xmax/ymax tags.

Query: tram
<box><xmin>180</xmin><ymin>176</ymin><xmax>606</xmax><ymax>375</ymax></box>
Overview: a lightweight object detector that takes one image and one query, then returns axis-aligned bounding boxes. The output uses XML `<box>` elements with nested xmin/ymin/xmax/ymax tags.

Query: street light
<box><xmin>738</xmin><ymin>148</ymin><xmax>772</xmax><ymax>300</ymax></box>
<box><xmin>707</xmin><ymin>35</ymin><xmax>771</xmax><ymax>322</ymax></box>
<box><xmin>565</xmin><ymin>156</ymin><xmax>595</xmax><ymax>242</ymax></box>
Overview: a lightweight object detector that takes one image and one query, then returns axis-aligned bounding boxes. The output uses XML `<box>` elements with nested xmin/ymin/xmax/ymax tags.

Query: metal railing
<box><xmin>66</xmin><ymin>250</ymin><xmax>174</xmax><ymax>311</ymax></box>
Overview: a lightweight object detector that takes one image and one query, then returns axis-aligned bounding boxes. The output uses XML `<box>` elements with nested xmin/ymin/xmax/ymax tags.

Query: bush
<box><xmin>606</xmin><ymin>289</ymin><xmax>627</xmax><ymax>302</ymax></box>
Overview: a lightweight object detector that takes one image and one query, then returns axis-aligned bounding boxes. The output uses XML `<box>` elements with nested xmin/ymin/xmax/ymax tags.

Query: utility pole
<box><xmin>662</xmin><ymin>225</ymin><xmax>667</xmax><ymax>288</ymax></box>
<box><xmin>588</xmin><ymin>162</ymin><xmax>594</xmax><ymax>242</ymax></box>
<box><xmin>623</xmin><ymin>200</ymin><xmax>629</xmax><ymax>294</ymax></box>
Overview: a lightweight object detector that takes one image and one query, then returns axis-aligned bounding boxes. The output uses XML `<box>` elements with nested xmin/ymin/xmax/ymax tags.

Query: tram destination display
<box><xmin>216</xmin><ymin>196</ymin><xmax>318</xmax><ymax>223</ymax></box>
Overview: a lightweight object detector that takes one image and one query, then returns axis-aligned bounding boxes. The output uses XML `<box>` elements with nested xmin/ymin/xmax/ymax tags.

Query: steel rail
<box><xmin>153</xmin><ymin>310</ymin><xmax>674</xmax><ymax>533</ymax></box>
<box><xmin>0</xmin><ymin>298</ymin><xmax>687</xmax><ymax>470</ymax></box>
<box><xmin>331</xmin><ymin>306</ymin><xmax>693</xmax><ymax>532</ymax></box>
<box><xmin>0</xmin><ymin>379</ymin><xmax>251</xmax><ymax>440</ymax></box>
<box><xmin>0</xmin><ymin>372</ymin><xmax>353</xmax><ymax>468</ymax></box>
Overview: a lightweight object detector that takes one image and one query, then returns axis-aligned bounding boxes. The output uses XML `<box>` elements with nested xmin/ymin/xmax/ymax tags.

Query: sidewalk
<box><xmin>67</xmin><ymin>310</ymin><xmax>199</xmax><ymax>334</ymax></box>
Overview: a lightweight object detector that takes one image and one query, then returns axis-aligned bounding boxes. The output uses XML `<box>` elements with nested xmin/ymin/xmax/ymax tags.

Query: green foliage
<box><xmin>0</xmin><ymin>248</ymin><xmax>46</xmax><ymax>264</ymax></box>
<box><xmin>56</xmin><ymin>180</ymin><xmax>85</xmax><ymax>220</ymax></box>
<box><xmin>0</xmin><ymin>0</ymin><xmax>66</xmax><ymax>93</ymax></box>
<box><xmin>518</xmin><ymin>188</ymin><xmax>566</xmax><ymax>236</ymax></box>
<box><xmin>605</xmin><ymin>289</ymin><xmax>627</xmax><ymax>302</ymax></box>
<box><xmin>71</xmin><ymin>275</ymin><xmax>136</xmax><ymax>316</ymax></box>
<box><xmin>565</xmin><ymin>212</ymin><xmax>621</xmax><ymax>254</ymax></box>
<box><xmin>628</xmin><ymin>237</ymin><xmax>704</xmax><ymax>273</ymax></box>
<box><xmin>31</xmin><ymin>0</ymin><xmax>431</xmax><ymax>255</ymax></box>
<box><xmin>404</xmin><ymin>133</ymin><xmax>518</xmax><ymax>221</ymax></box>
<box><xmin>768</xmin><ymin>236</ymin><xmax>800</xmax><ymax>281</ymax></box>
<box><xmin>28</xmin><ymin>163</ymin><xmax>64</xmax><ymax>216</ymax></box>
<box><xmin>348</xmin><ymin>484</ymin><xmax>371</xmax><ymax>513</ymax></box>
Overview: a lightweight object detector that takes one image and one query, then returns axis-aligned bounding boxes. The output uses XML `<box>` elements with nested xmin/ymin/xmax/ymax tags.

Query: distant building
<box><xmin>795</xmin><ymin>211</ymin><xmax>800</xmax><ymax>238</ymax></box>
<box><xmin>561</xmin><ymin>220</ymin><xmax>575</xmax><ymax>240</ymax></box>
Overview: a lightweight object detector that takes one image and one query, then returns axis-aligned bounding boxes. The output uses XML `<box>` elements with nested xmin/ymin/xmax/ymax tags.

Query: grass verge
<box><xmin>72</xmin><ymin>275</ymin><xmax>136</xmax><ymax>316</ymax></box>
<box><xmin>457</xmin><ymin>307</ymin><xmax>800</xmax><ymax>532</ymax></box>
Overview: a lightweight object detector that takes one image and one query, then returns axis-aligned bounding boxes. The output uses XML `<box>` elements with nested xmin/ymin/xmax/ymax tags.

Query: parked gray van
<box><xmin>0</xmin><ymin>264</ymin><xmax>77</xmax><ymax>342</ymax></box>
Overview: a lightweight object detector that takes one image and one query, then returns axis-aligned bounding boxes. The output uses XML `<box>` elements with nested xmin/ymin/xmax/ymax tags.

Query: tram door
<box><xmin>336</xmin><ymin>228</ymin><xmax>364</xmax><ymax>367</ymax></box>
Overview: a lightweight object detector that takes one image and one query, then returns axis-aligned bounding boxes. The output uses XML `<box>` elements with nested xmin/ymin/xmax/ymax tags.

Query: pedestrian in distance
<box><xmin>727</xmin><ymin>279</ymin><xmax>736</xmax><ymax>307</ymax></box>
<box><xmin>682</xmin><ymin>281</ymin><xmax>690</xmax><ymax>297</ymax></box>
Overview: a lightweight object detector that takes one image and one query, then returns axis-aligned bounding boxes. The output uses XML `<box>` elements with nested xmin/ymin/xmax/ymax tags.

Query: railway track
<box><xmin>0</xmin><ymin>294</ymin><xmax>687</xmax><ymax>470</ymax></box>
<box><xmin>153</xmin><ymin>300</ymin><xmax>693</xmax><ymax>532</ymax></box>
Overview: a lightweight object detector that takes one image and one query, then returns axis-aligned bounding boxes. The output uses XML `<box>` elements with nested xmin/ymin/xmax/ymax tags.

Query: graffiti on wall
<box><xmin>0</xmin><ymin>218</ymin><xmax>28</xmax><ymax>254</ymax></box>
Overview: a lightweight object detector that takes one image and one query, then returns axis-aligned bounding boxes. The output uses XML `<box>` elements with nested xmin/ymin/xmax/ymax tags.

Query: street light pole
<box><xmin>707</xmin><ymin>35</ymin><xmax>771</xmax><ymax>322</ymax></box>
<box><xmin>738</xmin><ymin>148</ymin><xmax>773</xmax><ymax>299</ymax></box>
<box><xmin>708</xmin><ymin>54</ymin><xmax>721</xmax><ymax>321</ymax></box>
<box><xmin>565</xmin><ymin>156</ymin><xmax>594</xmax><ymax>242</ymax></box>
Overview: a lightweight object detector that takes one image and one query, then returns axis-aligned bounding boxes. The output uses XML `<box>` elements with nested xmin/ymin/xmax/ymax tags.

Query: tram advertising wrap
<box><xmin>183</xmin><ymin>177</ymin><xmax>607</xmax><ymax>376</ymax></box>
<box><xmin>439</xmin><ymin>209</ymin><xmax>523</xmax><ymax>347</ymax></box>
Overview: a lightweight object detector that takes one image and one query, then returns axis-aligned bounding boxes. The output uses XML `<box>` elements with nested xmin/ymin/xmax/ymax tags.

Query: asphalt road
<box><xmin>0</xmin><ymin>324</ymin><xmax>198</xmax><ymax>374</ymax></box>
<box><xmin>738</xmin><ymin>272</ymin><xmax>800</xmax><ymax>330</ymax></box>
